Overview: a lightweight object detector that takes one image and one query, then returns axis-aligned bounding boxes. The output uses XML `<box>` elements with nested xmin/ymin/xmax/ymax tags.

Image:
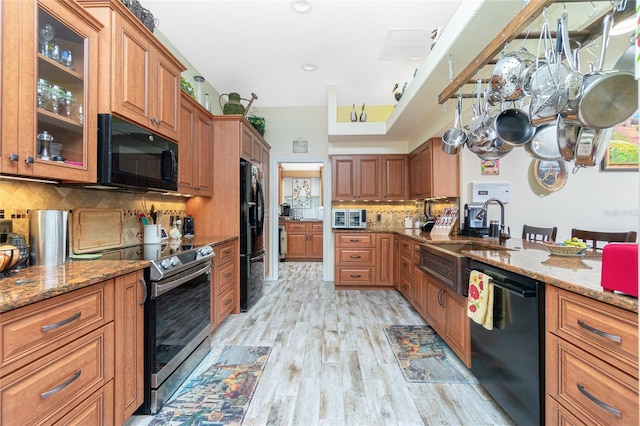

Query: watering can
<box><xmin>219</xmin><ymin>92</ymin><xmax>258</xmax><ymax>117</ymax></box>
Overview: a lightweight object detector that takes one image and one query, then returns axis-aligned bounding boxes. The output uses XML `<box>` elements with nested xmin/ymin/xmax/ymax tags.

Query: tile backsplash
<box><xmin>0</xmin><ymin>180</ymin><xmax>187</xmax><ymax>246</ymax></box>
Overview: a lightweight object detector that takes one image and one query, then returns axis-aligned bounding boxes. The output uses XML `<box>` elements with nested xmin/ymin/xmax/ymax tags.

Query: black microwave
<box><xmin>97</xmin><ymin>114</ymin><xmax>178</xmax><ymax>192</ymax></box>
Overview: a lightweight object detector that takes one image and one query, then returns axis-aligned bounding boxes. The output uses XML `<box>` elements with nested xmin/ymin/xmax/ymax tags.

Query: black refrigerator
<box><xmin>240</xmin><ymin>160</ymin><xmax>265</xmax><ymax>311</ymax></box>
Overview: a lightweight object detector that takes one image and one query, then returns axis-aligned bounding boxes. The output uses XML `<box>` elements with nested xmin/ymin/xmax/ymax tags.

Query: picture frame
<box><xmin>600</xmin><ymin>112</ymin><xmax>639</xmax><ymax>172</ymax></box>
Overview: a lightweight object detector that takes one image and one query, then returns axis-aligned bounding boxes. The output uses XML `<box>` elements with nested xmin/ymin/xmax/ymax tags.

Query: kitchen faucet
<box><xmin>475</xmin><ymin>198</ymin><xmax>511</xmax><ymax>245</ymax></box>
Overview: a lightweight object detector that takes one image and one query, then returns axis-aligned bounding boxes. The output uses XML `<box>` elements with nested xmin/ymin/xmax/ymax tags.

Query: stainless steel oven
<box><xmin>142</xmin><ymin>244</ymin><xmax>215</xmax><ymax>414</ymax></box>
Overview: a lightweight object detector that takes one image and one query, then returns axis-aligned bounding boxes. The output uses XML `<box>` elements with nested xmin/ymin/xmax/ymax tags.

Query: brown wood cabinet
<box><xmin>0</xmin><ymin>281</ymin><xmax>116</xmax><ymax>424</ymax></box>
<box><xmin>381</xmin><ymin>155</ymin><xmax>409</xmax><ymax>200</ymax></box>
<box><xmin>187</xmin><ymin>117</ymin><xmax>268</xmax><ymax>285</ymax></box>
<box><xmin>0</xmin><ymin>0</ymin><xmax>100</xmax><ymax>182</ymax></box>
<box><xmin>178</xmin><ymin>92</ymin><xmax>213</xmax><ymax>196</ymax></box>
<box><xmin>113</xmin><ymin>270</ymin><xmax>145</xmax><ymax>424</ymax></box>
<box><xmin>376</xmin><ymin>233</ymin><xmax>394</xmax><ymax>286</ymax></box>
<box><xmin>335</xmin><ymin>232</ymin><xmax>394</xmax><ymax>287</ymax></box>
<box><xmin>331</xmin><ymin>154</ymin><xmax>408</xmax><ymax>201</ymax></box>
<box><xmin>285</xmin><ymin>221</ymin><xmax>323</xmax><ymax>261</ymax></box>
<box><xmin>331</xmin><ymin>155</ymin><xmax>382</xmax><ymax>200</ymax></box>
<box><xmin>78</xmin><ymin>0</ymin><xmax>185</xmax><ymax>141</ymax></box>
<box><xmin>409</xmin><ymin>137</ymin><xmax>459</xmax><ymax>199</ymax></box>
<box><xmin>423</xmin><ymin>276</ymin><xmax>470</xmax><ymax>367</ymax></box>
<box><xmin>242</xmin><ymin>124</ymin><xmax>265</xmax><ymax>168</ymax></box>
<box><xmin>213</xmin><ymin>240</ymin><xmax>238</xmax><ymax>328</ymax></box>
<box><xmin>546</xmin><ymin>286</ymin><xmax>638</xmax><ymax>425</ymax></box>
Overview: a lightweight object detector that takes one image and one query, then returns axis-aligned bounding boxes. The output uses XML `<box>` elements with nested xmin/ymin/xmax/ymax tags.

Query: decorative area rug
<box><xmin>150</xmin><ymin>346</ymin><xmax>271</xmax><ymax>425</ymax></box>
<box><xmin>383</xmin><ymin>325</ymin><xmax>477</xmax><ymax>384</ymax></box>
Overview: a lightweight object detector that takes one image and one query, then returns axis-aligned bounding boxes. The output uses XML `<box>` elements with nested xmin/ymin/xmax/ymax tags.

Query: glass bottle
<box><xmin>193</xmin><ymin>75</ymin><xmax>205</xmax><ymax>105</ymax></box>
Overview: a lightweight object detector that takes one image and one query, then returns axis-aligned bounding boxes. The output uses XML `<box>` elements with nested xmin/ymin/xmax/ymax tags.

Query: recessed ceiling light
<box><xmin>291</xmin><ymin>0</ymin><xmax>312</xmax><ymax>14</ymax></box>
<box><xmin>302</xmin><ymin>63</ymin><xmax>317</xmax><ymax>71</ymax></box>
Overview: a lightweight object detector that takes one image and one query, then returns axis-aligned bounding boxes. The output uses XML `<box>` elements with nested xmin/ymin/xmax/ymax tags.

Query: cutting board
<box><xmin>71</xmin><ymin>209</ymin><xmax>124</xmax><ymax>254</ymax></box>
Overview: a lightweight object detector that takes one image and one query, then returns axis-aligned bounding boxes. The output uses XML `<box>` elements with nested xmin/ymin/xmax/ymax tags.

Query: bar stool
<box><xmin>522</xmin><ymin>225</ymin><xmax>557</xmax><ymax>242</ymax></box>
<box><xmin>571</xmin><ymin>228</ymin><xmax>637</xmax><ymax>250</ymax></box>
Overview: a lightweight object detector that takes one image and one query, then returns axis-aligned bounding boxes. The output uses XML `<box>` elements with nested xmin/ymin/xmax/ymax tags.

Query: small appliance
<box><xmin>280</xmin><ymin>203</ymin><xmax>291</xmax><ymax>217</ymax></box>
<box><xmin>95</xmin><ymin>114</ymin><xmax>178</xmax><ymax>192</ymax></box>
<box><xmin>459</xmin><ymin>203</ymin><xmax>489</xmax><ymax>236</ymax></box>
<box><xmin>332</xmin><ymin>209</ymin><xmax>366</xmax><ymax>229</ymax></box>
<box><xmin>422</xmin><ymin>200</ymin><xmax>437</xmax><ymax>232</ymax></box>
<box><xmin>601</xmin><ymin>243</ymin><xmax>638</xmax><ymax>297</ymax></box>
<box><xmin>183</xmin><ymin>215</ymin><xmax>195</xmax><ymax>237</ymax></box>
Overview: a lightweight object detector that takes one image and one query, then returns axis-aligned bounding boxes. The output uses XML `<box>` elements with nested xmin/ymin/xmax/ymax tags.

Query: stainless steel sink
<box><xmin>419</xmin><ymin>243</ymin><xmax>510</xmax><ymax>296</ymax></box>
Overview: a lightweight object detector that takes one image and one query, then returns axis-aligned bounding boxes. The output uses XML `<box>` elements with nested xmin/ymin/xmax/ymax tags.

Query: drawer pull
<box><xmin>224</xmin><ymin>298</ymin><xmax>233</xmax><ymax>306</ymax></box>
<box><xmin>349</xmin><ymin>255</ymin><xmax>362</xmax><ymax>259</ymax></box>
<box><xmin>349</xmin><ymin>239</ymin><xmax>361</xmax><ymax>242</ymax></box>
<box><xmin>577</xmin><ymin>319</ymin><xmax>622</xmax><ymax>343</ymax></box>
<box><xmin>42</xmin><ymin>312</ymin><xmax>81</xmax><ymax>332</ymax></box>
<box><xmin>41</xmin><ymin>370</ymin><xmax>81</xmax><ymax>399</ymax></box>
<box><xmin>577</xmin><ymin>383</ymin><xmax>621</xmax><ymax>418</ymax></box>
<box><xmin>350</xmin><ymin>274</ymin><xmax>362</xmax><ymax>278</ymax></box>
<box><xmin>224</xmin><ymin>273</ymin><xmax>233</xmax><ymax>279</ymax></box>
<box><xmin>140</xmin><ymin>278</ymin><xmax>148</xmax><ymax>306</ymax></box>
<box><xmin>223</xmin><ymin>249</ymin><xmax>232</xmax><ymax>255</ymax></box>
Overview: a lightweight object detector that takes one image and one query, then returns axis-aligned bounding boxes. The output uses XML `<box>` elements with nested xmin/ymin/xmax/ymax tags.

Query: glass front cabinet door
<box><xmin>1</xmin><ymin>0</ymin><xmax>101</xmax><ymax>182</ymax></box>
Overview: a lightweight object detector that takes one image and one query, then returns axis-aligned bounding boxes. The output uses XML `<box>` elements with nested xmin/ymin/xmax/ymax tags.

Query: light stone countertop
<box><xmin>0</xmin><ymin>235</ymin><xmax>237</xmax><ymax>313</ymax></box>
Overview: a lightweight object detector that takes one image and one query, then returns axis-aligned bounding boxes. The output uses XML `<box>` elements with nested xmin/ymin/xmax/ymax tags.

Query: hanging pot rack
<box><xmin>438</xmin><ymin>0</ymin><xmax>634</xmax><ymax>103</ymax></box>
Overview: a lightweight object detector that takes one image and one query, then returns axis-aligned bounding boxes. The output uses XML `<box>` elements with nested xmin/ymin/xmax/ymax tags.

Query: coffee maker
<box><xmin>460</xmin><ymin>204</ymin><xmax>489</xmax><ymax>236</ymax></box>
<box><xmin>182</xmin><ymin>215</ymin><xmax>195</xmax><ymax>237</ymax></box>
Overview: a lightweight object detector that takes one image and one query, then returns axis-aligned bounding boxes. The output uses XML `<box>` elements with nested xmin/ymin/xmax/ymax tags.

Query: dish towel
<box><xmin>467</xmin><ymin>270</ymin><xmax>494</xmax><ymax>330</ymax></box>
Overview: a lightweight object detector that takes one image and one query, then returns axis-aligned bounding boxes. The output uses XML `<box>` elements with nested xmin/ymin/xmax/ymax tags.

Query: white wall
<box><xmin>260</xmin><ymin>105</ymin><xmax>639</xmax><ymax>280</ymax></box>
<box><xmin>460</xmin><ymin>144</ymin><xmax>639</xmax><ymax>243</ymax></box>
<box><xmin>256</xmin><ymin>106</ymin><xmax>334</xmax><ymax>282</ymax></box>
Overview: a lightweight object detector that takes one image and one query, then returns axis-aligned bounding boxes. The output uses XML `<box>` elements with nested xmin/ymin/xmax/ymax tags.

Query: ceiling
<box><xmin>138</xmin><ymin>0</ymin><xmax>634</xmax><ymax>144</ymax></box>
<box><xmin>139</xmin><ymin>0</ymin><xmax>463</xmax><ymax>108</ymax></box>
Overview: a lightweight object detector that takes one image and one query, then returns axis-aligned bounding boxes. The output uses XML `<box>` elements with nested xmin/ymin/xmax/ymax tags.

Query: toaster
<box><xmin>601</xmin><ymin>243</ymin><xmax>638</xmax><ymax>297</ymax></box>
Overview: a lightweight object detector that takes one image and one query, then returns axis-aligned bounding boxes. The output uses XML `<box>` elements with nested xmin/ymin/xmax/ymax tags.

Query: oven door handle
<box><xmin>153</xmin><ymin>262</ymin><xmax>212</xmax><ymax>298</ymax></box>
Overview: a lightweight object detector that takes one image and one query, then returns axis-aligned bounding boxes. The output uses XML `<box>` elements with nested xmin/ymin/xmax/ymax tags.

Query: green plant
<box><xmin>247</xmin><ymin>115</ymin><xmax>265</xmax><ymax>136</ymax></box>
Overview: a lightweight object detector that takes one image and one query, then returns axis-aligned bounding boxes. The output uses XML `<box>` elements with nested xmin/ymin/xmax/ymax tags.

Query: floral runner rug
<box><xmin>150</xmin><ymin>346</ymin><xmax>271</xmax><ymax>425</ymax></box>
<box><xmin>382</xmin><ymin>325</ymin><xmax>477</xmax><ymax>384</ymax></box>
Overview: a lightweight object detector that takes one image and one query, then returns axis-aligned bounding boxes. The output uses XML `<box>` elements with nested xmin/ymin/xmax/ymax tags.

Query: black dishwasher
<box><xmin>468</xmin><ymin>260</ymin><xmax>545</xmax><ymax>426</ymax></box>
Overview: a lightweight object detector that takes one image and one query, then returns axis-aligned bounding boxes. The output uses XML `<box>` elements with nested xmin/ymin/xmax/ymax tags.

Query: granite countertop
<box><xmin>0</xmin><ymin>235</ymin><xmax>237</xmax><ymax>314</ymax></box>
<box><xmin>335</xmin><ymin>227</ymin><xmax>638</xmax><ymax>313</ymax></box>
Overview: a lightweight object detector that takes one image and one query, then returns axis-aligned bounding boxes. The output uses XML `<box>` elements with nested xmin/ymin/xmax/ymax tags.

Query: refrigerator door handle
<box><xmin>256</xmin><ymin>181</ymin><xmax>265</xmax><ymax>237</ymax></box>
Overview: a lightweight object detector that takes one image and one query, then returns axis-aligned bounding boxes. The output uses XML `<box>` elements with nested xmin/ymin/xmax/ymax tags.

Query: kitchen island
<box><xmin>335</xmin><ymin>227</ymin><xmax>637</xmax><ymax>313</ymax></box>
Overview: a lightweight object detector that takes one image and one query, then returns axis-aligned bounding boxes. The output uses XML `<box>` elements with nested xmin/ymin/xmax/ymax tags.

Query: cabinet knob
<box><xmin>150</xmin><ymin>117</ymin><xmax>158</xmax><ymax>125</ymax></box>
<box><xmin>25</xmin><ymin>156</ymin><xmax>34</xmax><ymax>164</ymax></box>
<box><xmin>9</xmin><ymin>153</ymin><xmax>19</xmax><ymax>161</ymax></box>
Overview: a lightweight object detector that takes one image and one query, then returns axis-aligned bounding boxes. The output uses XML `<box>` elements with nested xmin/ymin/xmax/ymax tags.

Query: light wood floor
<box><xmin>126</xmin><ymin>262</ymin><xmax>513</xmax><ymax>426</ymax></box>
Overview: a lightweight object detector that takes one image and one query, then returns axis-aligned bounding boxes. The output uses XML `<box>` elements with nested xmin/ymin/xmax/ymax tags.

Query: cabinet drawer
<box><xmin>1</xmin><ymin>282</ymin><xmax>113</xmax><ymax>370</ymax></box>
<box><xmin>286</xmin><ymin>222</ymin><xmax>308</xmax><ymax>232</ymax></box>
<box><xmin>398</xmin><ymin>237</ymin><xmax>412</xmax><ymax>254</ymax></box>
<box><xmin>399</xmin><ymin>252</ymin><xmax>413</xmax><ymax>280</ymax></box>
<box><xmin>547</xmin><ymin>334</ymin><xmax>638</xmax><ymax>426</ymax></box>
<box><xmin>336</xmin><ymin>234</ymin><xmax>373</xmax><ymax>247</ymax></box>
<box><xmin>398</xmin><ymin>272</ymin><xmax>412</xmax><ymax>298</ymax></box>
<box><xmin>214</xmin><ymin>241</ymin><xmax>236</xmax><ymax>267</ymax></box>
<box><xmin>1</xmin><ymin>324</ymin><xmax>114</xmax><ymax>426</ymax></box>
<box><xmin>546</xmin><ymin>394</ymin><xmax>585</xmax><ymax>426</ymax></box>
<box><xmin>216</xmin><ymin>261</ymin><xmax>236</xmax><ymax>294</ymax></box>
<box><xmin>549</xmin><ymin>287</ymin><xmax>638</xmax><ymax>374</ymax></box>
<box><xmin>336</xmin><ymin>267</ymin><xmax>373</xmax><ymax>284</ymax></box>
<box><xmin>411</xmin><ymin>241</ymin><xmax>422</xmax><ymax>260</ymax></box>
<box><xmin>311</xmin><ymin>222</ymin><xmax>323</xmax><ymax>232</ymax></box>
<box><xmin>216</xmin><ymin>285</ymin><xmax>236</xmax><ymax>324</ymax></box>
<box><xmin>55</xmin><ymin>379</ymin><xmax>114</xmax><ymax>426</ymax></box>
<box><xmin>337</xmin><ymin>248</ymin><xmax>374</xmax><ymax>265</ymax></box>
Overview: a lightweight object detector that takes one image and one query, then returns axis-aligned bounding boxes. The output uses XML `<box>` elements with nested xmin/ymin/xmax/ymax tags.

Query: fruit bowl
<box><xmin>0</xmin><ymin>244</ymin><xmax>22</xmax><ymax>273</ymax></box>
<box><xmin>543</xmin><ymin>242</ymin><xmax>587</xmax><ymax>257</ymax></box>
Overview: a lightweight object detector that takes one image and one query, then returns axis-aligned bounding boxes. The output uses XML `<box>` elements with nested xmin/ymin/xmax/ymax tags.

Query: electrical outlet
<box><xmin>0</xmin><ymin>220</ymin><xmax>12</xmax><ymax>234</ymax></box>
<box><xmin>376</xmin><ymin>213</ymin><xmax>381</xmax><ymax>222</ymax></box>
